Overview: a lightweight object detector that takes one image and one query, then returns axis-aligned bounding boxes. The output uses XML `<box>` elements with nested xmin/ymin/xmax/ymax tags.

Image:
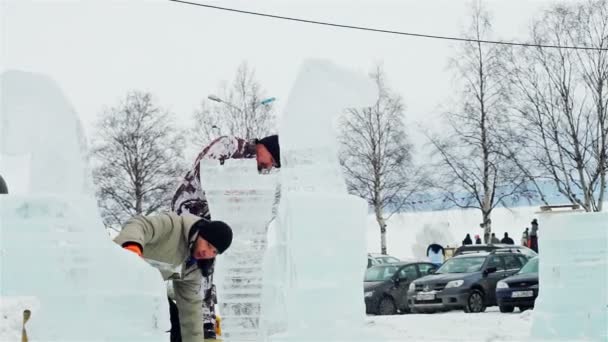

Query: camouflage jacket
<box><xmin>171</xmin><ymin>136</ymin><xmax>256</xmax><ymax>219</ymax></box>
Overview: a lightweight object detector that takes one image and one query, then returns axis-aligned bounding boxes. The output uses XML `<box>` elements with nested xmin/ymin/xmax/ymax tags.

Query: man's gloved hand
<box><xmin>203</xmin><ymin>323</ymin><xmax>216</xmax><ymax>339</ymax></box>
<box><xmin>123</xmin><ymin>243</ymin><xmax>143</xmax><ymax>257</ymax></box>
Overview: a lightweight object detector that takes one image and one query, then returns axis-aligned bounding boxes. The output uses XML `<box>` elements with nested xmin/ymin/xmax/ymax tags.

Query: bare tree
<box><xmin>191</xmin><ymin>62</ymin><xmax>275</xmax><ymax>147</ymax></box>
<box><xmin>428</xmin><ymin>3</ymin><xmax>532</xmax><ymax>242</ymax></box>
<box><xmin>91</xmin><ymin>91</ymin><xmax>186</xmax><ymax>227</ymax></box>
<box><xmin>339</xmin><ymin>65</ymin><xmax>420</xmax><ymax>255</ymax></box>
<box><xmin>506</xmin><ymin>0</ymin><xmax>607</xmax><ymax>212</ymax></box>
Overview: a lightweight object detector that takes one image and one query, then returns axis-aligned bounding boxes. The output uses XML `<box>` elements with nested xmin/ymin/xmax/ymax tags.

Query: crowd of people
<box><xmin>461</xmin><ymin>218</ymin><xmax>539</xmax><ymax>253</ymax></box>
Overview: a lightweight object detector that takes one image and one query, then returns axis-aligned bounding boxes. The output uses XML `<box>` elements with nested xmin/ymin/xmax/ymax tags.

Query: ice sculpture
<box><xmin>530</xmin><ymin>210</ymin><xmax>607</xmax><ymax>340</ymax></box>
<box><xmin>200</xmin><ymin>159</ymin><xmax>279</xmax><ymax>340</ymax></box>
<box><xmin>0</xmin><ymin>71</ymin><xmax>169</xmax><ymax>341</ymax></box>
<box><xmin>260</xmin><ymin>59</ymin><xmax>376</xmax><ymax>341</ymax></box>
<box><xmin>0</xmin><ymin>70</ymin><xmax>93</xmax><ymax>195</ymax></box>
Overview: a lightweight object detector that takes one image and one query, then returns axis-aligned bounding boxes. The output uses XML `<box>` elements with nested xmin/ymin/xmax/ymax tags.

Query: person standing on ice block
<box><xmin>114</xmin><ymin>212</ymin><xmax>233</xmax><ymax>342</ymax></box>
<box><xmin>170</xmin><ymin>134</ymin><xmax>281</xmax><ymax>340</ymax></box>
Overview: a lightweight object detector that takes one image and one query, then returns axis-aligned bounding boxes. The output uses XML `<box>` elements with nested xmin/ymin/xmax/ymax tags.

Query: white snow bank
<box><xmin>367</xmin><ymin>206</ymin><xmax>541</xmax><ymax>260</ymax></box>
<box><xmin>0</xmin><ymin>297</ymin><xmax>40</xmax><ymax>341</ymax></box>
<box><xmin>366</xmin><ymin>307</ymin><xmax>533</xmax><ymax>341</ymax></box>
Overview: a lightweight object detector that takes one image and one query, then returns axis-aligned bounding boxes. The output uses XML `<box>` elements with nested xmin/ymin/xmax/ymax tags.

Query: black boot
<box><xmin>203</xmin><ymin>323</ymin><xmax>216</xmax><ymax>339</ymax></box>
<box><xmin>168</xmin><ymin>297</ymin><xmax>181</xmax><ymax>342</ymax></box>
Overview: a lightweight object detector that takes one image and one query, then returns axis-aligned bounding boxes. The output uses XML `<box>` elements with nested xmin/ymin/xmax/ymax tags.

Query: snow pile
<box><xmin>260</xmin><ymin>59</ymin><xmax>376</xmax><ymax>341</ymax></box>
<box><xmin>367</xmin><ymin>307</ymin><xmax>532</xmax><ymax>341</ymax></box>
<box><xmin>367</xmin><ymin>206</ymin><xmax>542</xmax><ymax>260</ymax></box>
<box><xmin>410</xmin><ymin>222</ymin><xmax>454</xmax><ymax>260</ymax></box>
<box><xmin>531</xmin><ymin>210</ymin><xmax>607</xmax><ymax>341</ymax></box>
<box><xmin>0</xmin><ymin>297</ymin><xmax>39</xmax><ymax>341</ymax></box>
<box><xmin>0</xmin><ymin>71</ymin><xmax>169</xmax><ymax>341</ymax></box>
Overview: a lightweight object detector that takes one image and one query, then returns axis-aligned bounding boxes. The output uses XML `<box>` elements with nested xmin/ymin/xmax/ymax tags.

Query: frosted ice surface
<box><xmin>0</xmin><ymin>71</ymin><xmax>169</xmax><ymax>341</ymax></box>
<box><xmin>0</xmin><ymin>70</ymin><xmax>93</xmax><ymax>195</ymax></box>
<box><xmin>279</xmin><ymin>59</ymin><xmax>376</xmax><ymax>153</ymax></box>
<box><xmin>260</xmin><ymin>59</ymin><xmax>376</xmax><ymax>341</ymax></box>
<box><xmin>531</xmin><ymin>210</ymin><xmax>607</xmax><ymax>341</ymax></box>
<box><xmin>200</xmin><ymin>159</ymin><xmax>279</xmax><ymax>340</ymax></box>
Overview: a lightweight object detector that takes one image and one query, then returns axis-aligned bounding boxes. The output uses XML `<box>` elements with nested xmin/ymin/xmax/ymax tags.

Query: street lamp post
<box><xmin>207</xmin><ymin>94</ymin><xmax>276</xmax><ymax>139</ymax></box>
<box><xmin>207</xmin><ymin>94</ymin><xmax>275</xmax><ymax>109</ymax></box>
<box><xmin>207</xmin><ymin>95</ymin><xmax>244</xmax><ymax>113</ymax></box>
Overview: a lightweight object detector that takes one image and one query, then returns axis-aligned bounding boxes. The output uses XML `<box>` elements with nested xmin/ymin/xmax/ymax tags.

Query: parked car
<box><xmin>496</xmin><ymin>256</ymin><xmax>539</xmax><ymax>313</ymax></box>
<box><xmin>364</xmin><ymin>262</ymin><xmax>438</xmax><ymax>315</ymax></box>
<box><xmin>407</xmin><ymin>249</ymin><xmax>530</xmax><ymax>313</ymax></box>
<box><xmin>367</xmin><ymin>256</ymin><xmax>380</xmax><ymax>268</ymax></box>
<box><xmin>454</xmin><ymin>244</ymin><xmax>537</xmax><ymax>259</ymax></box>
<box><xmin>369</xmin><ymin>253</ymin><xmax>401</xmax><ymax>264</ymax></box>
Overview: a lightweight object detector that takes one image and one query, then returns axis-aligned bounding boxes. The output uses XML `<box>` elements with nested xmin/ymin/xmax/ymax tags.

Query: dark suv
<box><xmin>454</xmin><ymin>244</ymin><xmax>537</xmax><ymax>259</ymax></box>
<box><xmin>364</xmin><ymin>262</ymin><xmax>438</xmax><ymax>315</ymax></box>
<box><xmin>407</xmin><ymin>250</ymin><xmax>531</xmax><ymax>313</ymax></box>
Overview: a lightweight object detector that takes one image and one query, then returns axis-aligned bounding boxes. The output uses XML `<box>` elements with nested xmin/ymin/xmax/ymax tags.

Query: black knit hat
<box><xmin>255</xmin><ymin>135</ymin><xmax>281</xmax><ymax>168</ymax></box>
<box><xmin>193</xmin><ymin>219</ymin><xmax>233</xmax><ymax>254</ymax></box>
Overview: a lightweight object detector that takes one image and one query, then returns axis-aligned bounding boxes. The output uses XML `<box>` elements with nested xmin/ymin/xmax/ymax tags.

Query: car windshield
<box><xmin>364</xmin><ymin>265</ymin><xmax>399</xmax><ymax>281</ymax></box>
<box><xmin>436</xmin><ymin>256</ymin><xmax>486</xmax><ymax>273</ymax></box>
<box><xmin>518</xmin><ymin>257</ymin><xmax>539</xmax><ymax>274</ymax></box>
<box><xmin>516</xmin><ymin>246</ymin><xmax>538</xmax><ymax>258</ymax></box>
<box><xmin>377</xmin><ymin>256</ymin><xmax>400</xmax><ymax>263</ymax></box>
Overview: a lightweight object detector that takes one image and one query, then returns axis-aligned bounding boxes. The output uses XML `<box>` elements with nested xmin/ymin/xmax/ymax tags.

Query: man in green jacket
<box><xmin>114</xmin><ymin>212</ymin><xmax>233</xmax><ymax>342</ymax></box>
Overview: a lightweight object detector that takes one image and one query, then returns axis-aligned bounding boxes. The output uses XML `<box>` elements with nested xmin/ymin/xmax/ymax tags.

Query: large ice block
<box><xmin>200</xmin><ymin>159</ymin><xmax>279</xmax><ymax>341</ymax></box>
<box><xmin>0</xmin><ymin>70</ymin><xmax>93</xmax><ymax>195</ymax></box>
<box><xmin>0</xmin><ymin>196</ymin><xmax>169</xmax><ymax>341</ymax></box>
<box><xmin>260</xmin><ymin>59</ymin><xmax>376</xmax><ymax>341</ymax></box>
<box><xmin>0</xmin><ymin>70</ymin><xmax>169</xmax><ymax>341</ymax></box>
<box><xmin>530</xmin><ymin>210</ymin><xmax>607</xmax><ymax>341</ymax></box>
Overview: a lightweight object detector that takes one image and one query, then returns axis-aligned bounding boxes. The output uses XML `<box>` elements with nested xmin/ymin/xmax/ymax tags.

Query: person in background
<box><xmin>500</xmin><ymin>232</ymin><xmax>515</xmax><ymax>245</ymax></box>
<box><xmin>462</xmin><ymin>234</ymin><xmax>473</xmax><ymax>245</ymax></box>
<box><xmin>490</xmin><ymin>233</ymin><xmax>500</xmax><ymax>244</ymax></box>
<box><xmin>474</xmin><ymin>234</ymin><xmax>482</xmax><ymax>244</ymax></box>
<box><xmin>170</xmin><ymin>134</ymin><xmax>281</xmax><ymax>340</ymax></box>
<box><xmin>529</xmin><ymin>219</ymin><xmax>539</xmax><ymax>252</ymax></box>
<box><xmin>521</xmin><ymin>227</ymin><xmax>529</xmax><ymax>247</ymax></box>
<box><xmin>114</xmin><ymin>212</ymin><xmax>233</xmax><ymax>342</ymax></box>
<box><xmin>426</xmin><ymin>243</ymin><xmax>445</xmax><ymax>267</ymax></box>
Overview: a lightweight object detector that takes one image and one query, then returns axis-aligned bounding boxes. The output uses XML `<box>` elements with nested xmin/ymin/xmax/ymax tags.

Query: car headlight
<box><xmin>364</xmin><ymin>291</ymin><xmax>374</xmax><ymax>298</ymax></box>
<box><xmin>530</xmin><ymin>284</ymin><xmax>538</xmax><ymax>289</ymax></box>
<box><xmin>408</xmin><ymin>282</ymin><xmax>416</xmax><ymax>291</ymax></box>
<box><xmin>445</xmin><ymin>280</ymin><xmax>464</xmax><ymax>288</ymax></box>
<box><xmin>497</xmin><ymin>281</ymin><xmax>508</xmax><ymax>289</ymax></box>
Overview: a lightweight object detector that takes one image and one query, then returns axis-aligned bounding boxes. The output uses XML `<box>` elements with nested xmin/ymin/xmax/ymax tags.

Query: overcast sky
<box><xmin>2</xmin><ymin>0</ymin><xmax>566</xmax><ymax>145</ymax></box>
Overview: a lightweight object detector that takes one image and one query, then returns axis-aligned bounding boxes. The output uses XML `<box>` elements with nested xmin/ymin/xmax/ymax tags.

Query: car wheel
<box><xmin>499</xmin><ymin>305</ymin><xmax>514</xmax><ymax>313</ymax></box>
<box><xmin>464</xmin><ymin>290</ymin><xmax>486</xmax><ymax>313</ymax></box>
<box><xmin>378</xmin><ymin>297</ymin><xmax>397</xmax><ymax>315</ymax></box>
<box><xmin>400</xmin><ymin>304</ymin><xmax>411</xmax><ymax>314</ymax></box>
<box><xmin>519</xmin><ymin>306</ymin><xmax>533</xmax><ymax>312</ymax></box>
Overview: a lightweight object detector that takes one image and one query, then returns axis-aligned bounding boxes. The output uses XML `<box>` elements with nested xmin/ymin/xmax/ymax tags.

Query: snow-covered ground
<box><xmin>365</xmin><ymin>307</ymin><xmax>532</xmax><ymax>342</ymax></box>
